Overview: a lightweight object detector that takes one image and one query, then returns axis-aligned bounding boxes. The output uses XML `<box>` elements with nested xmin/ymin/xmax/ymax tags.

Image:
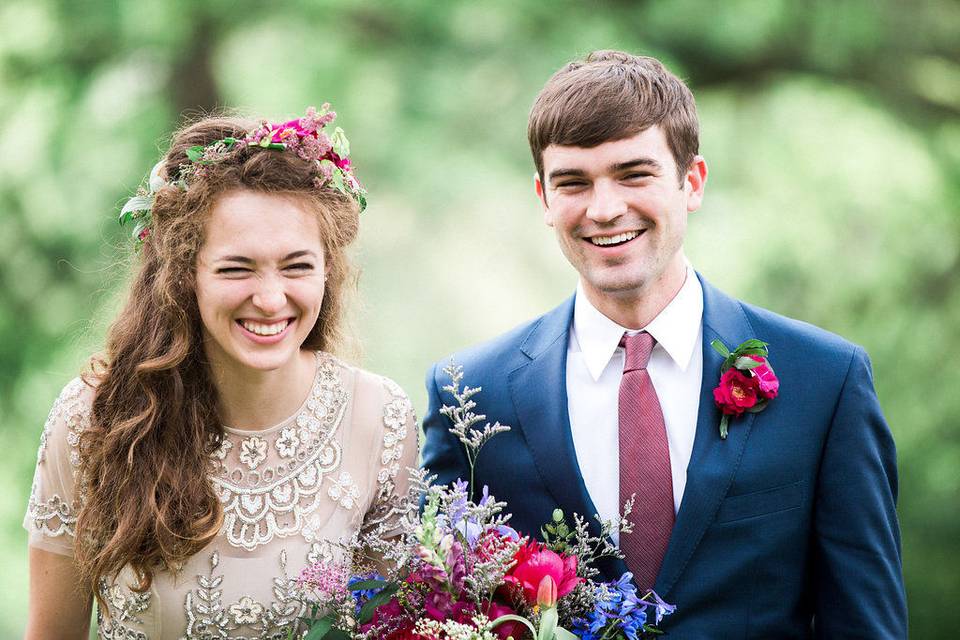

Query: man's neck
<box><xmin>207</xmin><ymin>348</ymin><xmax>316</xmax><ymax>430</ymax></box>
<box><xmin>582</xmin><ymin>263</ymin><xmax>688</xmax><ymax>330</ymax></box>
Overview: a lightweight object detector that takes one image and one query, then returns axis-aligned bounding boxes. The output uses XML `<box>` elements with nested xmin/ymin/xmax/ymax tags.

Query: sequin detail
<box><xmin>361</xmin><ymin>377</ymin><xmax>415</xmax><ymax>534</ymax></box>
<box><xmin>25</xmin><ymin>490</ymin><xmax>77</xmax><ymax>537</ymax></box>
<box><xmin>214</xmin><ymin>353</ymin><xmax>348</xmax><ymax>551</ymax></box>
<box><xmin>97</xmin><ymin>578</ymin><xmax>150</xmax><ymax>640</ymax></box>
<box><xmin>182</xmin><ymin>551</ymin><xmax>304</xmax><ymax>640</ymax></box>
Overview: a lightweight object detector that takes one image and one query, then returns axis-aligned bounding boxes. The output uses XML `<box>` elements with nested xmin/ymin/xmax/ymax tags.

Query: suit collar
<box><xmin>655</xmin><ymin>273</ymin><xmax>760</xmax><ymax>596</ymax></box>
<box><xmin>572</xmin><ymin>266</ymin><xmax>703</xmax><ymax>381</ymax></box>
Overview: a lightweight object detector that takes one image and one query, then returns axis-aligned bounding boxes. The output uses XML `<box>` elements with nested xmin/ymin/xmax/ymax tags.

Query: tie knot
<box><xmin>620</xmin><ymin>331</ymin><xmax>654</xmax><ymax>372</ymax></box>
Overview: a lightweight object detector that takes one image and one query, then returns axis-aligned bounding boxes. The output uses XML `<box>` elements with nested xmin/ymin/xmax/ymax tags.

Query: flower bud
<box><xmin>536</xmin><ymin>574</ymin><xmax>558</xmax><ymax>608</ymax></box>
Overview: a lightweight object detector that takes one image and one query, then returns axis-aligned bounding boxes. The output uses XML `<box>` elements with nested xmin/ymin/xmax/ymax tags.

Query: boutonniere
<box><xmin>710</xmin><ymin>339</ymin><xmax>780</xmax><ymax>439</ymax></box>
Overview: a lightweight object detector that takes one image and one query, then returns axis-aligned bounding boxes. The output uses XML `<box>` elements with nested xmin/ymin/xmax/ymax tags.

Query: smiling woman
<box><xmin>22</xmin><ymin>109</ymin><xmax>418</xmax><ymax>639</ymax></box>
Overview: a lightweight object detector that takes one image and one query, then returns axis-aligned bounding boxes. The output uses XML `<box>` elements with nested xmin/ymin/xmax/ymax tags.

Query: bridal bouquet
<box><xmin>292</xmin><ymin>365</ymin><xmax>674</xmax><ymax>640</ymax></box>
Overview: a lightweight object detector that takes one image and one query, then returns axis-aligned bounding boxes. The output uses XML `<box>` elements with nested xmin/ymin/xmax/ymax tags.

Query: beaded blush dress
<box><xmin>24</xmin><ymin>351</ymin><xmax>418</xmax><ymax>639</ymax></box>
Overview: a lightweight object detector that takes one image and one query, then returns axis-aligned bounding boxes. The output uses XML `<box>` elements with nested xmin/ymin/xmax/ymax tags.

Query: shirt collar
<box><xmin>571</xmin><ymin>265</ymin><xmax>704</xmax><ymax>381</ymax></box>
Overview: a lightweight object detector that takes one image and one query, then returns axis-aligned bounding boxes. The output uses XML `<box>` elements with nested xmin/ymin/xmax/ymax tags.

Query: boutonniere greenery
<box><xmin>710</xmin><ymin>339</ymin><xmax>780</xmax><ymax>439</ymax></box>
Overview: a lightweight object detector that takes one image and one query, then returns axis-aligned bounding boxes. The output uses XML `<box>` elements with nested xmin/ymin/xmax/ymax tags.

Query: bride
<box><xmin>23</xmin><ymin>106</ymin><xmax>417</xmax><ymax>639</ymax></box>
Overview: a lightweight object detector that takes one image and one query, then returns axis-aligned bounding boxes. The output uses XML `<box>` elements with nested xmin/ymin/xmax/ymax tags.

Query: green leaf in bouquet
<box><xmin>357</xmin><ymin>584</ymin><xmax>399</xmax><ymax>624</ymax></box>
<box><xmin>555</xmin><ymin>627</ymin><xmax>580</xmax><ymax>640</ymax></box>
<box><xmin>490</xmin><ymin>614</ymin><xmax>537</xmax><ymax>637</ymax></box>
<box><xmin>324</xmin><ymin>630</ymin><xmax>350</xmax><ymax>640</ymax></box>
<box><xmin>537</xmin><ymin>607</ymin><xmax>558</xmax><ymax>640</ymax></box>
<box><xmin>347</xmin><ymin>578</ymin><xmax>389</xmax><ymax>591</ymax></box>
<box><xmin>719</xmin><ymin>414</ymin><xmax>730</xmax><ymax>440</ymax></box>
<box><xmin>303</xmin><ymin>614</ymin><xmax>334</xmax><ymax>640</ymax></box>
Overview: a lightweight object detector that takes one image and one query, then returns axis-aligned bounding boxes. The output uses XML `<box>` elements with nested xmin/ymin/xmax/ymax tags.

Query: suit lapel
<box><xmin>507</xmin><ymin>296</ymin><xmax>604</xmax><ymax>538</ymax></box>
<box><xmin>656</xmin><ymin>274</ymin><xmax>759</xmax><ymax>596</ymax></box>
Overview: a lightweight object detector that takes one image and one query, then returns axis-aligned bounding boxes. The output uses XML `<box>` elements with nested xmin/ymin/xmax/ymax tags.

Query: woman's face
<box><xmin>195</xmin><ymin>189</ymin><xmax>327</xmax><ymax>376</ymax></box>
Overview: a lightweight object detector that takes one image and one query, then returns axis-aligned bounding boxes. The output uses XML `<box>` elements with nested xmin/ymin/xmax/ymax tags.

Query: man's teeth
<box><xmin>590</xmin><ymin>230</ymin><xmax>640</xmax><ymax>246</ymax></box>
<box><xmin>241</xmin><ymin>320</ymin><xmax>289</xmax><ymax>336</ymax></box>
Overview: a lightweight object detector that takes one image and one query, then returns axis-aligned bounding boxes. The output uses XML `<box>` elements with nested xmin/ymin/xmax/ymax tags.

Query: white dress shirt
<box><xmin>566</xmin><ymin>266</ymin><xmax>703</xmax><ymax>542</ymax></box>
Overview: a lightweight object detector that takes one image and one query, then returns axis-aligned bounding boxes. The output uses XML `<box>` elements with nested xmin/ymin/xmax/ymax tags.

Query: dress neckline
<box><xmin>221</xmin><ymin>351</ymin><xmax>322</xmax><ymax>436</ymax></box>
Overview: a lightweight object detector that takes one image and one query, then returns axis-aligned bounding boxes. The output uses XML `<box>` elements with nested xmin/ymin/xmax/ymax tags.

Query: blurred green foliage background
<box><xmin>2</xmin><ymin>0</ymin><xmax>957</xmax><ymax>636</ymax></box>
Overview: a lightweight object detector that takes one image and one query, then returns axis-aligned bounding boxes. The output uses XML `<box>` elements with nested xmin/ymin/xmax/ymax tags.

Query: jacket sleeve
<box><xmin>813</xmin><ymin>346</ymin><xmax>907</xmax><ymax>638</ymax></box>
<box><xmin>420</xmin><ymin>361</ymin><xmax>473</xmax><ymax>492</ymax></box>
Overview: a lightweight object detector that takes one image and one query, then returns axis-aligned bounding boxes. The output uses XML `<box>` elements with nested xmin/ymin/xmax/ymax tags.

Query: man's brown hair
<box><xmin>528</xmin><ymin>50</ymin><xmax>699</xmax><ymax>184</ymax></box>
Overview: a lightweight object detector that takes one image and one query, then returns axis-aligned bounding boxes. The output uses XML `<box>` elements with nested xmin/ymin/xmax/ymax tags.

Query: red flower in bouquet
<box><xmin>503</xmin><ymin>540</ymin><xmax>582</xmax><ymax>606</ymax></box>
<box><xmin>484</xmin><ymin>601</ymin><xmax>525</xmax><ymax>640</ymax></box>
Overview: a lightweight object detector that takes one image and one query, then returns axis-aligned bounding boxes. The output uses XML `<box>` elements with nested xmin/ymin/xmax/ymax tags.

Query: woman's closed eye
<box><xmin>216</xmin><ymin>267</ymin><xmax>252</xmax><ymax>275</ymax></box>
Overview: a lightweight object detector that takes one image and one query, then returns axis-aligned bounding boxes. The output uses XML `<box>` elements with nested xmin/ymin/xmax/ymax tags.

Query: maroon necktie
<box><xmin>618</xmin><ymin>331</ymin><xmax>674</xmax><ymax>591</ymax></box>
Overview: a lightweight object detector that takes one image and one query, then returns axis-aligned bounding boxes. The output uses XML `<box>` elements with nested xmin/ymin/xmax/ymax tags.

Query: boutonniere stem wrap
<box><xmin>711</xmin><ymin>338</ymin><xmax>779</xmax><ymax>439</ymax></box>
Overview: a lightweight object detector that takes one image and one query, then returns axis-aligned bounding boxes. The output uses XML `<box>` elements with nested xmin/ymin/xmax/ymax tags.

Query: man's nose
<box><xmin>252</xmin><ymin>277</ymin><xmax>286</xmax><ymax>314</ymax></box>
<box><xmin>586</xmin><ymin>180</ymin><xmax>628</xmax><ymax>222</ymax></box>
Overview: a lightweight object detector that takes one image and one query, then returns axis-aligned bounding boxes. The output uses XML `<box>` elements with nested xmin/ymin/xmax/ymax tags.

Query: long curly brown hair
<box><xmin>75</xmin><ymin>114</ymin><xmax>360</xmax><ymax>601</ymax></box>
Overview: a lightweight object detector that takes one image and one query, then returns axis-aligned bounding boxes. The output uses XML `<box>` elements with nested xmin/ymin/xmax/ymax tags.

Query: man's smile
<box><xmin>586</xmin><ymin>229</ymin><xmax>643</xmax><ymax>247</ymax></box>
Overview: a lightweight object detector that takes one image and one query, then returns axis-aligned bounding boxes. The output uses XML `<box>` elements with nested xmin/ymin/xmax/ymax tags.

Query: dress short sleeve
<box><xmin>23</xmin><ymin>377</ymin><xmax>93</xmax><ymax>556</ymax></box>
<box><xmin>360</xmin><ymin>375</ymin><xmax>419</xmax><ymax>538</ymax></box>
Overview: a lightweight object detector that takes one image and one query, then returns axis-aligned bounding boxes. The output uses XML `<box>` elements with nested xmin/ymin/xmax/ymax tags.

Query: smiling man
<box><xmin>422</xmin><ymin>50</ymin><xmax>907</xmax><ymax>637</ymax></box>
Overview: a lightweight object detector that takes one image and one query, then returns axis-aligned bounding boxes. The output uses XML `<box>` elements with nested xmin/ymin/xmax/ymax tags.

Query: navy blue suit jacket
<box><xmin>422</xmin><ymin>275</ymin><xmax>906</xmax><ymax>638</ymax></box>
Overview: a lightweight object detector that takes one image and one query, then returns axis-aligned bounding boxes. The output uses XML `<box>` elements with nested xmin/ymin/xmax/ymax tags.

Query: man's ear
<box><xmin>534</xmin><ymin>172</ymin><xmax>554</xmax><ymax>226</ymax></box>
<box><xmin>684</xmin><ymin>156</ymin><xmax>708</xmax><ymax>213</ymax></box>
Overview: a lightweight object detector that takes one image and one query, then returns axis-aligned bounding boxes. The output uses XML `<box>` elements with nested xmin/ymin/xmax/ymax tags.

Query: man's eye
<box><xmin>556</xmin><ymin>181</ymin><xmax>587</xmax><ymax>189</ymax></box>
<box><xmin>624</xmin><ymin>172</ymin><xmax>652</xmax><ymax>180</ymax></box>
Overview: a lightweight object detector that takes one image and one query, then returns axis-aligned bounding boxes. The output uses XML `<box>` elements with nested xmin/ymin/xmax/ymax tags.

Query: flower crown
<box><xmin>119</xmin><ymin>105</ymin><xmax>367</xmax><ymax>245</ymax></box>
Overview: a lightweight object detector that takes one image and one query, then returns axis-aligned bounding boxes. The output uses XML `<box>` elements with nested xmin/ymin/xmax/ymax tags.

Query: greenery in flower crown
<box><xmin>119</xmin><ymin>104</ymin><xmax>367</xmax><ymax>246</ymax></box>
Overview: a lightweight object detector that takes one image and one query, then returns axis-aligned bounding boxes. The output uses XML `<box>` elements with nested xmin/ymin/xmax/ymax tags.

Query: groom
<box><xmin>422</xmin><ymin>51</ymin><xmax>906</xmax><ymax>637</ymax></box>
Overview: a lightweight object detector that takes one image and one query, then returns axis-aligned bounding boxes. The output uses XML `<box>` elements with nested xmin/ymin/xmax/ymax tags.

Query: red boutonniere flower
<box><xmin>711</xmin><ymin>339</ymin><xmax>779</xmax><ymax>439</ymax></box>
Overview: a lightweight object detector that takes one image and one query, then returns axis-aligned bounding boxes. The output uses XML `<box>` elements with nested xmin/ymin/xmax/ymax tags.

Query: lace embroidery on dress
<box><xmin>327</xmin><ymin>471</ymin><xmax>361</xmax><ymax>510</ymax></box>
<box><xmin>97</xmin><ymin>579</ymin><xmax>150</xmax><ymax>640</ymax></box>
<box><xmin>27</xmin><ymin>377</ymin><xmax>89</xmax><ymax>537</ymax></box>
<box><xmin>25</xmin><ymin>491</ymin><xmax>78</xmax><ymax>537</ymax></box>
<box><xmin>213</xmin><ymin>353</ymin><xmax>348</xmax><ymax>551</ymax></box>
<box><xmin>361</xmin><ymin>377</ymin><xmax>415</xmax><ymax>534</ymax></box>
<box><xmin>182</xmin><ymin>551</ymin><xmax>304</xmax><ymax>640</ymax></box>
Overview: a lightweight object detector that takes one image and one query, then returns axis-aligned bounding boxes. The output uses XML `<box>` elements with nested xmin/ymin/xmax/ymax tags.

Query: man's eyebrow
<box><xmin>217</xmin><ymin>250</ymin><xmax>317</xmax><ymax>263</ymax></box>
<box><xmin>547</xmin><ymin>158</ymin><xmax>664</xmax><ymax>183</ymax></box>
<box><xmin>613</xmin><ymin>158</ymin><xmax>663</xmax><ymax>172</ymax></box>
<box><xmin>547</xmin><ymin>168</ymin><xmax>587</xmax><ymax>182</ymax></box>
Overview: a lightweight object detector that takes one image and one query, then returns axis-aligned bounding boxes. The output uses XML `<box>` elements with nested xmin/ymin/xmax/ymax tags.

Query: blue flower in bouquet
<box><xmin>572</xmin><ymin>573</ymin><xmax>648</xmax><ymax>640</ymax></box>
<box><xmin>348</xmin><ymin>572</ymin><xmax>385</xmax><ymax>614</ymax></box>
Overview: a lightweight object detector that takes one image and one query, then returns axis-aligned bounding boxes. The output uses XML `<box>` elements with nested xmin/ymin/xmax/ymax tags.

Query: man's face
<box><xmin>536</xmin><ymin>125</ymin><xmax>706</xmax><ymax>306</ymax></box>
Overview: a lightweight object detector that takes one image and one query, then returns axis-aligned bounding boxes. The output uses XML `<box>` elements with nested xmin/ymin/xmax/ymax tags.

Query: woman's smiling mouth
<box><xmin>236</xmin><ymin>318</ymin><xmax>294</xmax><ymax>342</ymax></box>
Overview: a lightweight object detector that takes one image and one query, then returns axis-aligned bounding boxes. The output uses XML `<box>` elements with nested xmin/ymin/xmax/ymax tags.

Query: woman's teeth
<box><xmin>590</xmin><ymin>230</ymin><xmax>640</xmax><ymax>246</ymax></box>
<box><xmin>240</xmin><ymin>320</ymin><xmax>289</xmax><ymax>336</ymax></box>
